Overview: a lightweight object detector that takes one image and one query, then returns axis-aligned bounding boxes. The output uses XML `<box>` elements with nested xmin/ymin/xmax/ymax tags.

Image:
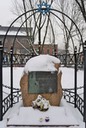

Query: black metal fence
<box><xmin>2</xmin><ymin>84</ymin><xmax>21</xmax><ymax>116</ymax></box>
<box><xmin>3</xmin><ymin>52</ymin><xmax>32</xmax><ymax>66</ymax></box>
<box><xmin>57</xmin><ymin>52</ymin><xmax>83</xmax><ymax>68</ymax></box>
<box><xmin>63</xmin><ymin>87</ymin><xmax>84</xmax><ymax>116</ymax></box>
<box><xmin>3</xmin><ymin>51</ymin><xmax>83</xmax><ymax>68</ymax></box>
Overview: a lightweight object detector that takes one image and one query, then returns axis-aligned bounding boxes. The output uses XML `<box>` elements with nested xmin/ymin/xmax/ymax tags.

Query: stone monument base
<box><xmin>20</xmin><ymin>71</ymin><xmax>62</xmax><ymax>107</ymax></box>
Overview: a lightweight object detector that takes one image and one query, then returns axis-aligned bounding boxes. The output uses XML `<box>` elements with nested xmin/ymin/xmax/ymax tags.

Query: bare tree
<box><xmin>55</xmin><ymin>0</ymin><xmax>85</xmax><ymax>53</ymax></box>
<box><xmin>11</xmin><ymin>0</ymin><xmax>85</xmax><ymax>55</ymax></box>
<box><xmin>11</xmin><ymin>0</ymin><xmax>57</xmax><ymax>54</ymax></box>
<box><xmin>75</xmin><ymin>0</ymin><xmax>86</xmax><ymax>22</ymax></box>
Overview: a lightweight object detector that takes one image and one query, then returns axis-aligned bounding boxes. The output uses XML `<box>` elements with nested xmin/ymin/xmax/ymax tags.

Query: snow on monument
<box><xmin>20</xmin><ymin>54</ymin><xmax>63</xmax><ymax>107</ymax></box>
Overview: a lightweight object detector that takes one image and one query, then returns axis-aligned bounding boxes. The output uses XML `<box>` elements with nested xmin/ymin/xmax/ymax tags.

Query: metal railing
<box><xmin>3</xmin><ymin>52</ymin><xmax>84</xmax><ymax>68</ymax></box>
<box><xmin>2</xmin><ymin>85</ymin><xmax>21</xmax><ymax>116</ymax></box>
<box><xmin>63</xmin><ymin>88</ymin><xmax>84</xmax><ymax>116</ymax></box>
<box><xmin>2</xmin><ymin>84</ymin><xmax>84</xmax><ymax>117</ymax></box>
<box><xmin>3</xmin><ymin>52</ymin><xmax>32</xmax><ymax>66</ymax></box>
<box><xmin>57</xmin><ymin>52</ymin><xmax>83</xmax><ymax>68</ymax></box>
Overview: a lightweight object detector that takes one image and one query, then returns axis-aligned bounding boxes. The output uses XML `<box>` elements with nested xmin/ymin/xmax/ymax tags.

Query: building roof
<box><xmin>0</xmin><ymin>26</ymin><xmax>32</xmax><ymax>36</ymax></box>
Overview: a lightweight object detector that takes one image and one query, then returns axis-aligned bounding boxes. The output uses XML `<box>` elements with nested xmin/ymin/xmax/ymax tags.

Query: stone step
<box><xmin>7</xmin><ymin>106</ymin><xmax>79</xmax><ymax>127</ymax></box>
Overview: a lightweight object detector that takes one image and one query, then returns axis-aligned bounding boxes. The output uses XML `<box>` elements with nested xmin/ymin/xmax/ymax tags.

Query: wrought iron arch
<box><xmin>3</xmin><ymin>4</ymin><xmax>83</xmax><ymax>55</ymax></box>
<box><xmin>0</xmin><ymin>1</ymin><xmax>85</xmax><ymax>121</ymax></box>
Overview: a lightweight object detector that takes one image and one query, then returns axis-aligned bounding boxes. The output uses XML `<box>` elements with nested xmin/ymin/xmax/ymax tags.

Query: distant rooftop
<box><xmin>0</xmin><ymin>26</ymin><xmax>32</xmax><ymax>36</ymax></box>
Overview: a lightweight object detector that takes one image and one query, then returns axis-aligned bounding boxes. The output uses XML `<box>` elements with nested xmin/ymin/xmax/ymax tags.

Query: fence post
<box><xmin>83</xmin><ymin>41</ymin><xmax>86</xmax><ymax>124</ymax></box>
<box><xmin>0</xmin><ymin>41</ymin><xmax>3</xmax><ymax>121</ymax></box>
<box><xmin>10</xmin><ymin>46</ymin><xmax>13</xmax><ymax>107</ymax></box>
<box><xmin>74</xmin><ymin>46</ymin><xmax>77</xmax><ymax>108</ymax></box>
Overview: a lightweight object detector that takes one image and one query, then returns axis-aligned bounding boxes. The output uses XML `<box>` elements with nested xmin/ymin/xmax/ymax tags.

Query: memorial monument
<box><xmin>20</xmin><ymin>54</ymin><xmax>63</xmax><ymax>107</ymax></box>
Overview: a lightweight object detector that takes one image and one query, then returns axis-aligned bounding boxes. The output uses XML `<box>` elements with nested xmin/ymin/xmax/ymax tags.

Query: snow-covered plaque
<box><xmin>28</xmin><ymin>71</ymin><xmax>57</xmax><ymax>93</ymax></box>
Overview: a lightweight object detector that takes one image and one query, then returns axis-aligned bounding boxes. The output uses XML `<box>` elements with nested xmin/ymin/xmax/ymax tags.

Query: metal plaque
<box><xmin>28</xmin><ymin>71</ymin><xmax>57</xmax><ymax>94</ymax></box>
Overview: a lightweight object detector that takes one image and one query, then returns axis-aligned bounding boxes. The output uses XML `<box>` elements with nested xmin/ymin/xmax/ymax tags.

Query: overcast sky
<box><xmin>0</xmin><ymin>0</ymin><xmax>15</xmax><ymax>26</ymax></box>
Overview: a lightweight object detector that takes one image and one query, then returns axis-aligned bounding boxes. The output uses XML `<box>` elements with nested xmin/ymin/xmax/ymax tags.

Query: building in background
<box><xmin>0</xmin><ymin>26</ymin><xmax>58</xmax><ymax>55</ymax></box>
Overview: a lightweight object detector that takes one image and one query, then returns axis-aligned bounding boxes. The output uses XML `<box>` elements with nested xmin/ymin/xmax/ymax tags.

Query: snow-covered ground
<box><xmin>1</xmin><ymin>66</ymin><xmax>84</xmax><ymax>128</ymax></box>
<box><xmin>0</xmin><ymin>55</ymin><xmax>85</xmax><ymax>128</ymax></box>
<box><xmin>0</xmin><ymin>97</ymin><xmax>85</xmax><ymax>128</ymax></box>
